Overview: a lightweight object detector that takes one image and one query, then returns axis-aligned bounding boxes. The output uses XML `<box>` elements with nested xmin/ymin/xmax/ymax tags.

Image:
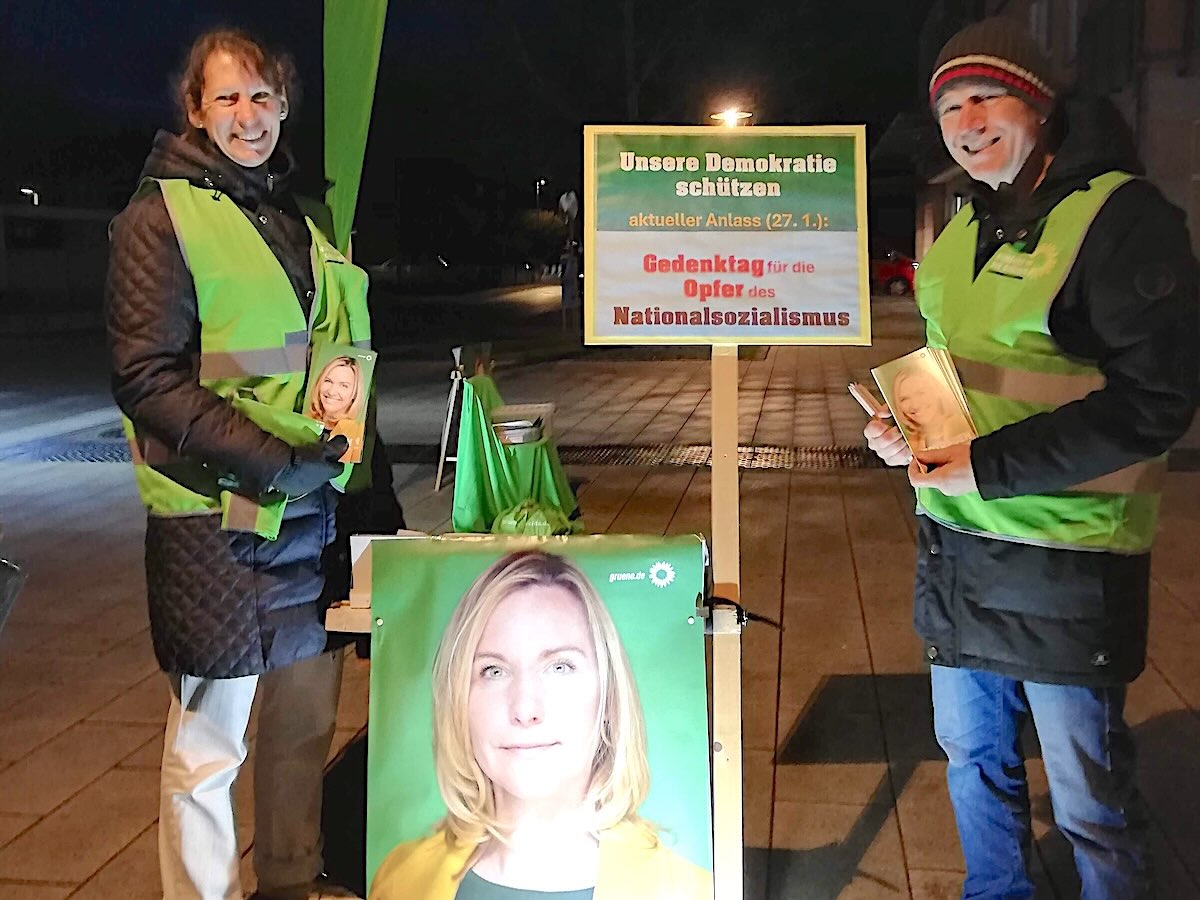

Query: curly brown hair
<box><xmin>173</xmin><ymin>28</ymin><xmax>299</xmax><ymax>133</ymax></box>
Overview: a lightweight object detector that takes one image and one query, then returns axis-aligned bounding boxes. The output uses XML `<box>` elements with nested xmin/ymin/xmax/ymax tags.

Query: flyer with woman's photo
<box><xmin>303</xmin><ymin>343</ymin><xmax>377</xmax><ymax>463</ymax></box>
<box><xmin>871</xmin><ymin>347</ymin><xmax>977</xmax><ymax>454</ymax></box>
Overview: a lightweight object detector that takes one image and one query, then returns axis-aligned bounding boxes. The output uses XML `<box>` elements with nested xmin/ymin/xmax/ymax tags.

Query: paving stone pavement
<box><xmin>0</xmin><ymin>297</ymin><xmax>1197</xmax><ymax>898</ymax></box>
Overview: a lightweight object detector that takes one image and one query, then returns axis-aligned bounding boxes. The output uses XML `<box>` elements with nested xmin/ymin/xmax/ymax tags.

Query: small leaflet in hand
<box><xmin>303</xmin><ymin>343</ymin><xmax>377</xmax><ymax>463</ymax></box>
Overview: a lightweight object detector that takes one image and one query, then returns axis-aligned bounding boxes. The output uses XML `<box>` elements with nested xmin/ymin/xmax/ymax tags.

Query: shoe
<box><xmin>311</xmin><ymin>878</ymin><xmax>363</xmax><ymax>900</ymax></box>
<box><xmin>248</xmin><ymin>877</ymin><xmax>363</xmax><ymax>900</ymax></box>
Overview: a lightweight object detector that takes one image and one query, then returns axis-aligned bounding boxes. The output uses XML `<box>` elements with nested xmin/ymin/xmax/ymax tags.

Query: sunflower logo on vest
<box><xmin>989</xmin><ymin>241</ymin><xmax>1060</xmax><ymax>280</ymax></box>
<box><xmin>1024</xmin><ymin>242</ymin><xmax>1059</xmax><ymax>279</ymax></box>
<box><xmin>648</xmin><ymin>561</ymin><xmax>676</xmax><ymax>588</ymax></box>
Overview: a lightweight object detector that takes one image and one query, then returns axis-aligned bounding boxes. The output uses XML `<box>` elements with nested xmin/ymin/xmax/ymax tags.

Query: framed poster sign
<box><xmin>584</xmin><ymin>125</ymin><xmax>870</xmax><ymax>346</ymax></box>
<box><xmin>366</xmin><ymin>535</ymin><xmax>713</xmax><ymax>898</ymax></box>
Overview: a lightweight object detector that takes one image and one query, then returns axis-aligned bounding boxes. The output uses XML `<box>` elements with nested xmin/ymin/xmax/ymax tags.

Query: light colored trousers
<box><xmin>158</xmin><ymin>649</ymin><xmax>344</xmax><ymax>900</ymax></box>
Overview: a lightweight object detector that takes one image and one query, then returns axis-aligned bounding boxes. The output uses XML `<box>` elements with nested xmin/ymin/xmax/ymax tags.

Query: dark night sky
<box><xmin>1</xmin><ymin>0</ymin><xmax>932</xmax><ymax>234</ymax></box>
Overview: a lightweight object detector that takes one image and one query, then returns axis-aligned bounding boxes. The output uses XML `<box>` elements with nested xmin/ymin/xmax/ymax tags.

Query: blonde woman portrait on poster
<box><xmin>308</xmin><ymin>354</ymin><xmax>365</xmax><ymax>462</ymax></box>
<box><xmin>369</xmin><ymin>551</ymin><xmax>712</xmax><ymax>900</ymax></box>
<box><xmin>891</xmin><ymin>366</ymin><xmax>974</xmax><ymax>452</ymax></box>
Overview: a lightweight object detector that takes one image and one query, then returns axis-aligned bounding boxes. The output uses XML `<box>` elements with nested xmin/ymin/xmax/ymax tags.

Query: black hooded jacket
<box><xmin>915</xmin><ymin>99</ymin><xmax>1199</xmax><ymax>685</ymax></box>
<box><xmin>964</xmin><ymin>99</ymin><xmax>1198</xmax><ymax>498</ymax></box>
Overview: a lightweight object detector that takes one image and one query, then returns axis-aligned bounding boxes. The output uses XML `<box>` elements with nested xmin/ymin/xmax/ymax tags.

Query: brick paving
<box><xmin>0</xmin><ymin>297</ymin><xmax>1197</xmax><ymax>898</ymax></box>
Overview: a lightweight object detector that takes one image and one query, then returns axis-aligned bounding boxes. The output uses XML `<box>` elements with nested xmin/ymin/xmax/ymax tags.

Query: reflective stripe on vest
<box><xmin>950</xmin><ymin>355</ymin><xmax>1105</xmax><ymax>406</ymax></box>
<box><xmin>122</xmin><ymin>178</ymin><xmax>372</xmax><ymax>539</ymax></box>
<box><xmin>199</xmin><ymin>330</ymin><xmax>310</xmax><ymax>379</ymax></box>
<box><xmin>950</xmin><ymin>354</ymin><xmax>1166</xmax><ymax>496</ymax></box>
<box><xmin>914</xmin><ymin>170</ymin><xmax>1163</xmax><ymax>554</ymax></box>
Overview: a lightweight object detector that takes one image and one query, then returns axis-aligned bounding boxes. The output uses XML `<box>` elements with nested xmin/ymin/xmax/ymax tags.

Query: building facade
<box><xmin>0</xmin><ymin>204</ymin><xmax>115</xmax><ymax>334</ymax></box>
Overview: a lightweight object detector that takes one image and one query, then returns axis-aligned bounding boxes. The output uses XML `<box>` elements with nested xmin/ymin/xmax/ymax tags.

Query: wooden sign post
<box><xmin>709</xmin><ymin>343</ymin><xmax>744</xmax><ymax>897</ymax></box>
<box><xmin>583</xmin><ymin>124</ymin><xmax>870</xmax><ymax>899</ymax></box>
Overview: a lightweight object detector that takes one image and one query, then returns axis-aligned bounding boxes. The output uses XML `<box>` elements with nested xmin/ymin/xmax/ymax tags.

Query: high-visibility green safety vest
<box><xmin>121</xmin><ymin>178</ymin><xmax>372</xmax><ymax>540</ymax></box>
<box><xmin>915</xmin><ymin>170</ymin><xmax>1165</xmax><ymax>554</ymax></box>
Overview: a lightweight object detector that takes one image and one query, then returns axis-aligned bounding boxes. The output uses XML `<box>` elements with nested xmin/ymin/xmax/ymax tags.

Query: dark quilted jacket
<box><xmin>106</xmin><ymin>131</ymin><xmax>336</xmax><ymax>677</ymax></box>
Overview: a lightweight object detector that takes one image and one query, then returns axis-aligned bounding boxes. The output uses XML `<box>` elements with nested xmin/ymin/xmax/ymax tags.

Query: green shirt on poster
<box><xmin>456</xmin><ymin>870</ymin><xmax>594</xmax><ymax>899</ymax></box>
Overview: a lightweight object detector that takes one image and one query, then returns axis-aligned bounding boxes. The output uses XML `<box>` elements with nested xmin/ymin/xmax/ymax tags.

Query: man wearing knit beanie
<box><xmin>931</xmin><ymin>17</ymin><xmax>1057</xmax><ymax>117</ymax></box>
<box><xmin>865</xmin><ymin>14</ymin><xmax>1198</xmax><ymax>900</ymax></box>
<box><xmin>930</xmin><ymin>16</ymin><xmax>1058</xmax><ymax>191</ymax></box>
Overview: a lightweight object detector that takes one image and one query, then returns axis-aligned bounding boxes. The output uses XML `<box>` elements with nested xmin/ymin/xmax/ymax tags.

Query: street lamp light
<box><xmin>19</xmin><ymin>186</ymin><xmax>39</xmax><ymax>206</ymax></box>
<box><xmin>535</xmin><ymin>178</ymin><xmax>547</xmax><ymax>209</ymax></box>
<box><xmin>709</xmin><ymin>108</ymin><xmax>753</xmax><ymax>127</ymax></box>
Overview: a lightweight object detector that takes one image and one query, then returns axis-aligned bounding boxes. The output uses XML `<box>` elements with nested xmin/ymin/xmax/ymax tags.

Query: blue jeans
<box><xmin>930</xmin><ymin>666</ymin><xmax>1151</xmax><ymax>900</ymax></box>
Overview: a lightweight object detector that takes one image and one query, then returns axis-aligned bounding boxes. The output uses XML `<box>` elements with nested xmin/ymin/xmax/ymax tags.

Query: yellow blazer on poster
<box><xmin>369</xmin><ymin>822</ymin><xmax>712</xmax><ymax>900</ymax></box>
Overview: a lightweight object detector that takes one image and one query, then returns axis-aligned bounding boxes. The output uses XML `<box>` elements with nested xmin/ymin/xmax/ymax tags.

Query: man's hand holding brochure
<box><xmin>853</xmin><ymin>346</ymin><xmax>980</xmax><ymax>494</ymax></box>
<box><xmin>854</xmin><ymin>384</ymin><xmax>916</xmax><ymax>468</ymax></box>
<box><xmin>908</xmin><ymin>442</ymin><xmax>978</xmax><ymax>496</ymax></box>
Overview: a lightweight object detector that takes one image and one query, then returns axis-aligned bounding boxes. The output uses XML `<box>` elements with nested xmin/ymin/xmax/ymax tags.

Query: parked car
<box><xmin>871</xmin><ymin>250</ymin><xmax>918</xmax><ymax>295</ymax></box>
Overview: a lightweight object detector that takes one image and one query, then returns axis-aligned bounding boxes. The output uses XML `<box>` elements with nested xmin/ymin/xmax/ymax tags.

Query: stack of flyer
<box><xmin>868</xmin><ymin>347</ymin><xmax>977</xmax><ymax>453</ymax></box>
<box><xmin>492</xmin><ymin>416</ymin><xmax>543</xmax><ymax>445</ymax></box>
<box><xmin>490</xmin><ymin>402</ymin><xmax>555</xmax><ymax>445</ymax></box>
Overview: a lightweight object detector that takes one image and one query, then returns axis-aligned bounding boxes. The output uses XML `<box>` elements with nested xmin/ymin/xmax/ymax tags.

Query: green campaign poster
<box><xmin>583</xmin><ymin>125</ymin><xmax>870</xmax><ymax>346</ymax></box>
<box><xmin>365</xmin><ymin>534</ymin><xmax>713</xmax><ymax>899</ymax></box>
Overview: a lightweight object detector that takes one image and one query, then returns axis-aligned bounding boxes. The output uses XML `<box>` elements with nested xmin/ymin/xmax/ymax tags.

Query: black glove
<box><xmin>269</xmin><ymin>434</ymin><xmax>349</xmax><ymax>496</ymax></box>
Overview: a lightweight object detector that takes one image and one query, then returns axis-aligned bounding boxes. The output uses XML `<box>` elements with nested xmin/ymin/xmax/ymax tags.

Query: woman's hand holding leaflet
<box><xmin>269</xmin><ymin>434</ymin><xmax>349</xmax><ymax>495</ymax></box>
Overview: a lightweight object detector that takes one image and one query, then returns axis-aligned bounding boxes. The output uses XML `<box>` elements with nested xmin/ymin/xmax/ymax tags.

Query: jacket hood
<box><xmin>968</xmin><ymin>96</ymin><xmax>1143</xmax><ymax>227</ymax></box>
<box><xmin>1034</xmin><ymin>96</ymin><xmax>1143</xmax><ymax>197</ymax></box>
<box><xmin>137</xmin><ymin>130</ymin><xmax>296</xmax><ymax>207</ymax></box>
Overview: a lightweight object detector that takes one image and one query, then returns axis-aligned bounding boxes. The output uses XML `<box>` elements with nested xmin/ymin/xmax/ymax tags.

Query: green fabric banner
<box><xmin>452</xmin><ymin>376</ymin><xmax>580</xmax><ymax>534</ymax></box>
<box><xmin>323</xmin><ymin>0</ymin><xmax>388</xmax><ymax>254</ymax></box>
<box><xmin>365</xmin><ymin>535</ymin><xmax>714</xmax><ymax>894</ymax></box>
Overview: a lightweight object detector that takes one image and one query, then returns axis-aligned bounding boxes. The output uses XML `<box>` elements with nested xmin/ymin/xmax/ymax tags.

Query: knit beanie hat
<box><xmin>930</xmin><ymin>16</ymin><xmax>1058</xmax><ymax>116</ymax></box>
